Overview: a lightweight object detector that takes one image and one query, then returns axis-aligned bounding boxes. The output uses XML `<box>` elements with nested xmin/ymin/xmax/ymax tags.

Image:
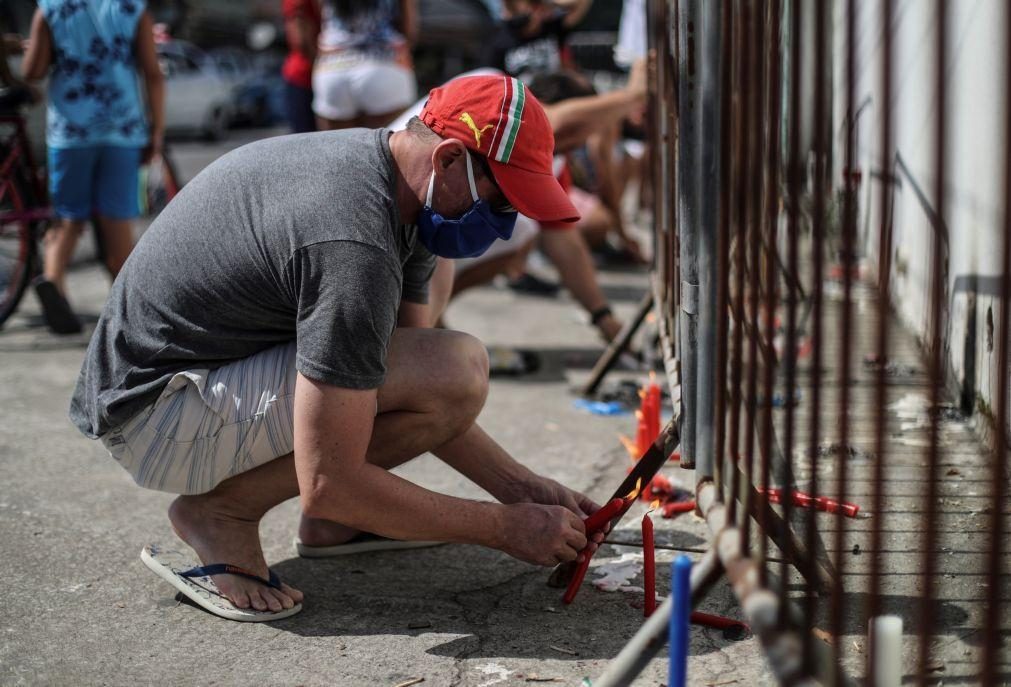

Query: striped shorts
<box><xmin>101</xmin><ymin>342</ymin><xmax>298</xmax><ymax>495</ymax></box>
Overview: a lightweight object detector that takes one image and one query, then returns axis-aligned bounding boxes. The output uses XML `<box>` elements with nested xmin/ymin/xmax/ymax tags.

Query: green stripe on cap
<box><xmin>494</xmin><ymin>78</ymin><xmax>526</xmax><ymax>164</ymax></box>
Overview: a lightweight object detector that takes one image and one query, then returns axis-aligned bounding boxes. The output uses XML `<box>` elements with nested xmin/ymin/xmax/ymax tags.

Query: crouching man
<box><xmin>69</xmin><ymin>75</ymin><xmax>603</xmax><ymax>621</ymax></box>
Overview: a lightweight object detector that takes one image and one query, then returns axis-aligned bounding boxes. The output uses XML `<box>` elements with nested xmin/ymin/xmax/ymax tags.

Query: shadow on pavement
<box><xmin>258</xmin><ymin>535</ymin><xmax>729</xmax><ymax>661</ymax></box>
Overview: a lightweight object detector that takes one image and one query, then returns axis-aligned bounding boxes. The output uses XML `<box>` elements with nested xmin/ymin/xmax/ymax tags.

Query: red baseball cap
<box><xmin>419</xmin><ymin>74</ymin><xmax>580</xmax><ymax>223</ymax></box>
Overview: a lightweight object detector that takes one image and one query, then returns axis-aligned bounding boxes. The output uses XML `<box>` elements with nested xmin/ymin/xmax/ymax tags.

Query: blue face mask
<box><xmin>416</xmin><ymin>152</ymin><xmax>517</xmax><ymax>259</ymax></box>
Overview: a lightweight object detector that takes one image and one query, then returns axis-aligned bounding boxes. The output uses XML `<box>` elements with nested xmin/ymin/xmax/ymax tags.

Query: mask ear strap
<box><xmin>425</xmin><ymin>172</ymin><xmax>435</xmax><ymax>207</ymax></box>
<box><xmin>464</xmin><ymin>152</ymin><xmax>479</xmax><ymax>202</ymax></box>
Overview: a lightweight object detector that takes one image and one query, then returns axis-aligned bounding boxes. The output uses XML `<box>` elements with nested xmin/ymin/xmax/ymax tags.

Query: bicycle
<box><xmin>0</xmin><ymin>86</ymin><xmax>181</xmax><ymax>330</ymax></box>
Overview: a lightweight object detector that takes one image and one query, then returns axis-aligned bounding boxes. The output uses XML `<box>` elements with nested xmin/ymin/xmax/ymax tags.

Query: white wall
<box><xmin>835</xmin><ymin>0</ymin><xmax>1009</xmax><ymax>415</ymax></box>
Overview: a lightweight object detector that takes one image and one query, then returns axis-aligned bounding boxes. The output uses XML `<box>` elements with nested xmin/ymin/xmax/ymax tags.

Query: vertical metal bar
<box><xmin>916</xmin><ymin>0</ymin><xmax>947</xmax><ymax>681</ymax></box>
<box><xmin>678</xmin><ymin>0</ymin><xmax>701</xmax><ymax>471</ymax></box>
<box><xmin>981</xmin><ymin>5</ymin><xmax>1011</xmax><ymax>684</ymax></box>
<box><xmin>867</xmin><ymin>0</ymin><xmax>895</xmax><ymax>681</ymax></box>
<box><xmin>831</xmin><ymin>0</ymin><xmax>858</xmax><ymax>679</ymax></box>
<box><xmin>779</xmin><ymin>0</ymin><xmax>803</xmax><ymax>629</ymax></box>
<box><xmin>758</xmin><ymin>0</ymin><xmax>783</xmax><ymax>588</ymax></box>
<box><xmin>727</xmin><ymin>0</ymin><xmax>748</xmax><ymax>527</ymax></box>
<box><xmin>694</xmin><ymin>0</ymin><xmax>723</xmax><ymax>485</ymax></box>
<box><xmin>713</xmin><ymin>0</ymin><xmax>734</xmax><ymax>504</ymax></box>
<box><xmin>803</xmin><ymin>0</ymin><xmax>828</xmax><ymax>672</ymax></box>
<box><xmin>741</xmin><ymin>0</ymin><xmax>765</xmax><ymax>554</ymax></box>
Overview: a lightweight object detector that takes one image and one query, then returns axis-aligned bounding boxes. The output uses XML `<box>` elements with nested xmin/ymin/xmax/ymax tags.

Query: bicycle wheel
<box><xmin>0</xmin><ymin>182</ymin><xmax>36</xmax><ymax>328</ymax></box>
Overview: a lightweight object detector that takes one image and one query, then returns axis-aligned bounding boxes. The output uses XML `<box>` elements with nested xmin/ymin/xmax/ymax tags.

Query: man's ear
<box><xmin>432</xmin><ymin>138</ymin><xmax>466</xmax><ymax>173</ymax></box>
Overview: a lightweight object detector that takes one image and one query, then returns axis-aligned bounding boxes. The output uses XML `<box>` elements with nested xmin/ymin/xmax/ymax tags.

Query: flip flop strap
<box><xmin>179</xmin><ymin>563</ymin><xmax>282</xmax><ymax>590</ymax></box>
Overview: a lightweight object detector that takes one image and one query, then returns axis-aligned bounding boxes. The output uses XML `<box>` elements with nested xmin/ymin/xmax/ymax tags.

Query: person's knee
<box><xmin>442</xmin><ymin>332</ymin><xmax>489</xmax><ymax>417</ymax></box>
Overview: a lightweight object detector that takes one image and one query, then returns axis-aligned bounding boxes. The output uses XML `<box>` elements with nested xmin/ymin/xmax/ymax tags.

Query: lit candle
<box><xmin>668</xmin><ymin>555</ymin><xmax>693</xmax><ymax>687</ymax></box>
<box><xmin>869</xmin><ymin>615</ymin><xmax>902</xmax><ymax>687</ymax></box>
<box><xmin>635</xmin><ymin>409</ymin><xmax>650</xmax><ymax>456</ymax></box>
<box><xmin>643</xmin><ymin>508</ymin><xmax>656</xmax><ymax>617</ymax></box>
<box><xmin>647</xmin><ymin>376</ymin><xmax>662</xmax><ymax>441</ymax></box>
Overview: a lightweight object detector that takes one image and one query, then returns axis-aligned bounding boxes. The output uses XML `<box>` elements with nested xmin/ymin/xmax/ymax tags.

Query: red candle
<box><xmin>646</xmin><ymin>378</ymin><xmax>661</xmax><ymax>442</ymax></box>
<box><xmin>661</xmin><ymin>500</ymin><xmax>696</xmax><ymax>518</ymax></box>
<box><xmin>563</xmin><ymin>555</ymin><xmax>592</xmax><ymax>605</ymax></box>
<box><xmin>635</xmin><ymin>409</ymin><xmax>649</xmax><ymax>456</ymax></box>
<box><xmin>642</xmin><ymin>512</ymin><xmax>655</xmax><ymax>617</ymax></box>
<box><xmin>583</xmin><ymin>497</ymin><xmax>625</xmax><ymax>533</ymax></box>
<box><xmin>690</xmin><ymin>611</ymin><xmax>750</xmax><ymax>633</ymax></box>
<box><xmin>813</xmin><ymin>495</ymin><xmax>860</xmax><ymax>517</ymax></box>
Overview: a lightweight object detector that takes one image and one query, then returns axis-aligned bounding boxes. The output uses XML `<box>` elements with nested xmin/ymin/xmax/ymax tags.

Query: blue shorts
<box><xmin>48</xmin><ymin>145</ymin><xmax>142</xmax><ymax>220</ymax></box>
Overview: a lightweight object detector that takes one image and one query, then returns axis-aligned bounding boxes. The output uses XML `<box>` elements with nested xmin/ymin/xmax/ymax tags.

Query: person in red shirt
<box><xmin>281</xmin><ymin>0</ymin><xmax>322</xmax><ymax>133</ymax></box>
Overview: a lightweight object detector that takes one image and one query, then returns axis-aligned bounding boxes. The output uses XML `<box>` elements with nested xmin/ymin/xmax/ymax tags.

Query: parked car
<box><xmin>208</xmin><ymin>48</ymin><xmax>285</xmax><ymax>128</ymax></box>
<box><xmin>157</xmin><ymin>40</ymin><xmax>237</xmax><ymax>140</ymax></box>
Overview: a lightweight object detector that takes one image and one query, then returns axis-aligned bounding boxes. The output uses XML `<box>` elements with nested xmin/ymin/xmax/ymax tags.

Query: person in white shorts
<box><xmin>312</xmin><ymin>0</ymin><xmax>417</xmax><ymax>129</ymax></box>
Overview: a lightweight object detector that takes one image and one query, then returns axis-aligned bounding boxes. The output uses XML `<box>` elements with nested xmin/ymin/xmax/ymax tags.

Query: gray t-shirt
<box><xmin>70</xmin><ymin>128</ymin><xmax>435</xmax><ymax>439</ymax></box>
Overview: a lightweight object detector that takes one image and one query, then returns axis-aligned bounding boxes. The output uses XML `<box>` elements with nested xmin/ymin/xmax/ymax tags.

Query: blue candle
<box><xmin>668</xmin><ymin>555</ymin><xmax>693</xmax><ymax>687</ymax></box>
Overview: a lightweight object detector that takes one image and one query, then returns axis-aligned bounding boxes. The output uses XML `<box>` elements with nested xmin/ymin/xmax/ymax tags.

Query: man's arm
<box><xmin>284</xmin><ymin>0</ymin><xmax>318</xmax><ymax>62</ymax></box>
<box><xmin>293</xmin><ymin>372</ymin><xmax>588</xmax><ymax>565</ymax></box>
<box><xmin>556</xmin><ymin>0</ymin><xmax>593</xmax><ymax>28</ymax></box>
<box><xmin>397</xmin><ymin>301</ymin><xmax>431</xmax><ymax>327</ymax></box>
<box><xmin>134</xmin><ymin>11</ymin><xmax>165</xmax><ymax>164</ymax></box>
<box><xmin>544</xmin><ymin>57</ymin><xmax>646</xmax><ymax>153</ymax></box>
<box><xmin>20</xmin><ymin>9</ymin><xmax>51</xmax><ymax>81</ymax></box>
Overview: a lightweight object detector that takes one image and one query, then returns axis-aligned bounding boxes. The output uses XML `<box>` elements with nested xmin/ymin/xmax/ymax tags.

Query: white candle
<box><xmin>869</xmin><ymin>615</ymin><xmax>903</xmax><ymax>687</ymax></box>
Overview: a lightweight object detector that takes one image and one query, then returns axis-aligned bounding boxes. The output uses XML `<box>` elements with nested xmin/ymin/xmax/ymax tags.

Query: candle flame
<box><xmin>649</xmin><ymin>370</ymin><xmax>657</xmax><ymax>384</ymax></box>
<box><xmin>619</xmin><ymin>434</ymin><xmax>640</xmax><ymax>460</ymax></box>
<box><xmin>635</xmin><ymin>409</ymin><xmax>643</xmax><ymax>420</ymax></box>
<box><xmin>648</xmin><ymin>498</ymin><xmax>661</xmax><ymax>513</ymax></box>
<box><xmin>638</xmin><ymin>389</ymin><xmax>647</xmax><ymax>400</ymax></box>
<box><xmin>625</xmin><ymin>477</ymin><xmax>643</xmax><ymax>501</ymax></box>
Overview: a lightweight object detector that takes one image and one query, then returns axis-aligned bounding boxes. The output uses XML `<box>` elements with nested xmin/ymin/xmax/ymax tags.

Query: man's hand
<box><xmin>498</xmin><ymin>503</ymin><xmax>588</xmax><ymax>566</ymax></box>
<box><xmin>518</xmin><ymin>475</ymin><xmax>600</xmax><ymax>517</ymax></box>
<box><xmin>504</xmin><ymin>476</ymin><xmax>608</xmax><ymax>562</ymax></box>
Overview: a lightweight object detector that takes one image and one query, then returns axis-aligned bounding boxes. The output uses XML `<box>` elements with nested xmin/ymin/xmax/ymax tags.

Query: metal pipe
<box><xmin>697</xmin><ymin>481</ymin><xmax>855</xmax><ymax>686</ymax></box>
<box><xmin>592</xmin><ymin>549</ymin><xmax>722</xmax><ymax>687</ymax></box>
<box><xmin>866</xmin><ymin>4</ymin><xmax>894</xmax><ymax>681</ymax></box>
<box><xmin>693</xmin><ymin>0</ymin><xmax>722</xmax><ymax>485</ymax></box>
<box><xmin>677</xmin><ymin>0</ymin><xmax>701</xmax><ymax>470</ymax></box>
<box><xmin>803</xmin><ymin>0</ymin><xmax>829</xmax><ymax>670</ymax></box>
<box><xmin>982</xmin><ymin>4</ymin><xmax>1011</xmax><ymax>682</ymax></box>
<box><xmin>915</xmin><ymin>1</ymin><xmax>948</xmax><ymax>680</ymax></box>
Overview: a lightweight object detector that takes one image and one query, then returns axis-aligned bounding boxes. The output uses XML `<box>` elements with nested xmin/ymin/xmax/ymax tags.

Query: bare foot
<box><xmin>168</xmin><ymin>496</ymin><xmax>304</xmax><ymax>612</ymax></box>
<box><xmin>298</xmin><ymin>515</ymin><xmax>360</xmax><ymax>547</ymax></box>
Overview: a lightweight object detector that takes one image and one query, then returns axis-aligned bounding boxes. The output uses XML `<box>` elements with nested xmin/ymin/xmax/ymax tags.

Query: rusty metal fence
<box><xmin>594</xmin><ymin>0</ymin><xmax>1010</xmax><ymax>684</ymax></box>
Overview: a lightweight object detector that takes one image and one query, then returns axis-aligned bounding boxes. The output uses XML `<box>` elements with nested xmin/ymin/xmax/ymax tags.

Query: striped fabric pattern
<box><xmin>490</xmin><ymin>77</ymin><xmax>526</xmax><ymax>164</ymax></box>
<box><xmin>100</xmin><ymin>343</ymin><xmax>299</xmax><ymax>495</ymax></box>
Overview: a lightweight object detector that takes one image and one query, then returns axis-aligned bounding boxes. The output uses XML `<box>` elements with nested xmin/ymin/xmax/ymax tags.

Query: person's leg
<box><xmin>285</xmin><ymin>81</ymin><xmax>316</xmax><ymax>133</ymax></box>
<box><xmin>42</xmin><ymin>219</ymin><xmax>86</xmax><ymax>292</ymax></box>
<box><xmin>167</xmin><ymin>328</ymin><xmax>489</xmax><ymax>609</ymax></box>
<box><xmin>95</xmin><ymin>217</ymin><xmax>133</xmax><ymax>278</ymax></box>
<box><xmin>43</xmin><ymin>146</ymin><xmax>95</xmax><ymax>294</ymax></box>
<box><xmin>538</xmin><ymin>228</ymin><xmax>624</xmax><ymax>341</ymax></box>
<box><xmin>93</xmin><ymin>146</ymin><xmax>141</xmax><ymax>279</ymax></box>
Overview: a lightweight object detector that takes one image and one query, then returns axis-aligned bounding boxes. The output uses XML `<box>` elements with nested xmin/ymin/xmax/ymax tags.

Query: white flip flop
<box><xmin>294</xmin><ymin>532</ymin><xmax>445</xmax><ymax>558</ymax></box>
<box><xmin>140</xmin><ymin>544</ymin><xmax>302</xmax><ymax>622</ymax></box>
